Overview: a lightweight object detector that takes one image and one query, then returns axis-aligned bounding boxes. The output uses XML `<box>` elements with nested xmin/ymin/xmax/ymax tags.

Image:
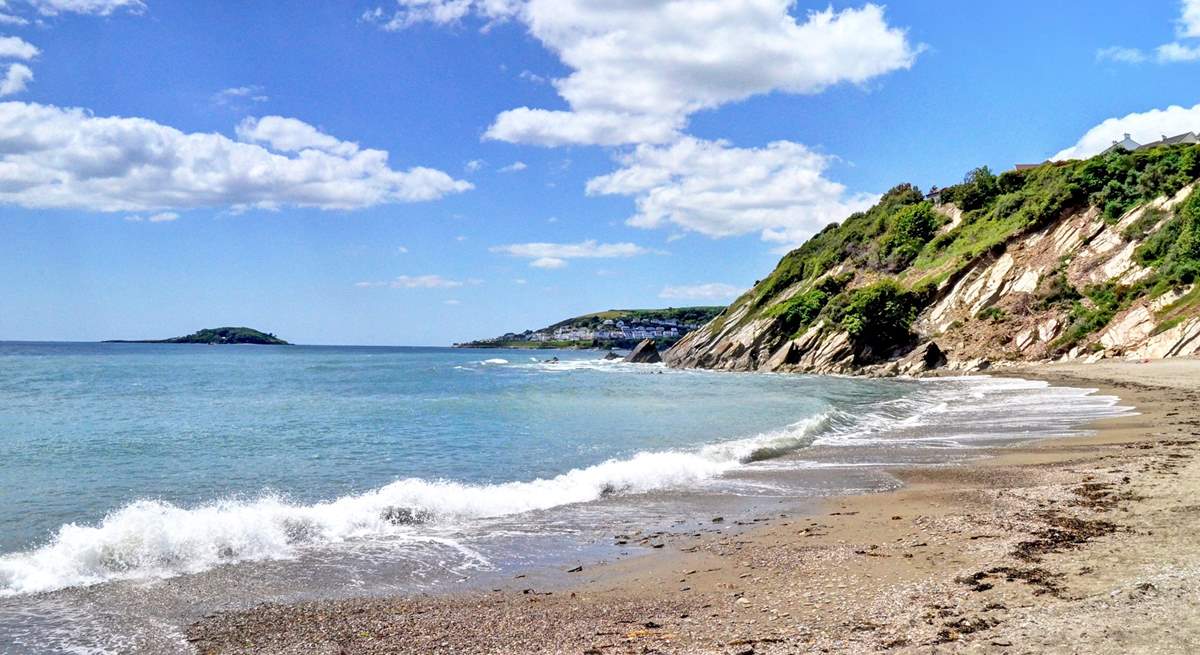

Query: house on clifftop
<box><xmin>1102</xmin><ymin>131</ymin><xmax>1199</xmax><ymax>155</ymax></box>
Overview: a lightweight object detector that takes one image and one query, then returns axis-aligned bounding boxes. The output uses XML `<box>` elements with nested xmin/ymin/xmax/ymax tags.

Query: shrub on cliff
<box><xmin>824</xmin><ymin>280</ymin><xmax>933</xmax><ymax>355</ymax></box>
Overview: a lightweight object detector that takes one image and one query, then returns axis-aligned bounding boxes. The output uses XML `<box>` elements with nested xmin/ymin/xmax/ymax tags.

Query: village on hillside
<box><xmin>454</xmin><ymin>307</ymin><xmax>723</xmax><ymax>349</ymax></box>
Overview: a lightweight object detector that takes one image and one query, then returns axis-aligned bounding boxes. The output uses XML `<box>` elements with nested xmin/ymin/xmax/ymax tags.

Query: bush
<box><xmin>824</xmin><ymin>280</ymin><xmax>932</xmax><ymax>354</ymax></box>
<box><xmin>880</xmin><ymin>202</ymin><xmax>940</xmax><ymax>270</ymax></box>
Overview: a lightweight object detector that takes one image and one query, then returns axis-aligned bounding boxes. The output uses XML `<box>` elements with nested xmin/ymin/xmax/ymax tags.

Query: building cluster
<box><xmin>500</xmin><ymin>318</ymin><xmax>702</xmax><ymax>343</ymax></box>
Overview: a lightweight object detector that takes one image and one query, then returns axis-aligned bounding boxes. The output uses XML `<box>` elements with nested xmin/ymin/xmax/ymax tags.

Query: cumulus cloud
<box><xmin>123</xmin><ymin>211</ymin><xmax>178</xmax><ymax>223</ymax></box>
<box><xmin>373</xmin><ymin>0</ymin><xmax>919</xmax><ymax>147</ymax></box>
<box><xmin>465</xmin><ymin>158</ymin><xmax>485</xmax><ymax>172</ymax></box>
<box><xmin>0</xmin><ymin>102</ymin><xmax>472</xmax><ymax>212</ymax></box>
<box><xmin>498</xmin><ymin>160</ymin><xmax>526</xmax><ymax>173</ymax></box>
<box><xmin>659</xmin><ymin>283</ymin><xmax>743</xmax><ymax>301</ymax></box>
<box><xmin>355</xmin><ymin>274</ymin><xmax>465</xmax><ymax>289</ymax></box>
<box><xmin>490</xmin><ymin>239</ymin><xmax>650</xmax><ymax>268</ymax></box>
<box><xmin>0</xmin><ymin>35</ymin><xmax>38</xmax><ymax>60</ymax></box>
<box><xmin>235</xmin><ymin>115</ymin><xmax>360</xmax><ymax>157</ymax></box>
<box><xmin>0</xmin><ymin>13</ymin><xmax>29</xmax><ymax>25</ymax></box>
<box><xmin>586</xmin><ymin>137</ymin><xmax>877</xmax><ymax>247</ymax></box>
<box><xmin>0</xmin><ymin>62</ymin><xmax>30</xmax><ymax>96</ymax></box>
<box><xmin>1052</xmin><ymin>102</ymin><xmax>1200</xmax><ymax>160</ymax></box>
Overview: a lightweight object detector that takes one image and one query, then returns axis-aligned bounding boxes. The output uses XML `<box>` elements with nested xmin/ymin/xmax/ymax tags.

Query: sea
<box><xmin>0</xmin><ymin>342</ymin><xmax>1131</xmax><ymax>654</ymax></box>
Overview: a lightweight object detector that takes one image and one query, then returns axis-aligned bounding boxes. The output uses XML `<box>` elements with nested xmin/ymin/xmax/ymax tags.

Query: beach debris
<box><xmin>567</xmin><ymin>565</ymin><xmax>583</xmax><ymax>573</ymax></box>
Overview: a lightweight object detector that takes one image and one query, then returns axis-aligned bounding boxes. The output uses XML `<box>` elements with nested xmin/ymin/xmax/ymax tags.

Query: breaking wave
<box><xmin>0</xmin><ymin>413</ymin><xmax>831</xmax><ymax>597</ymax></box>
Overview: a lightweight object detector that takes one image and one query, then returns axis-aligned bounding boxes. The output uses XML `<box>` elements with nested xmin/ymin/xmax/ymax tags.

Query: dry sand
<box><xmin>187</xmin><ymin>358</ymin><xmax>1200</xmax><ymax>654</ymax></box>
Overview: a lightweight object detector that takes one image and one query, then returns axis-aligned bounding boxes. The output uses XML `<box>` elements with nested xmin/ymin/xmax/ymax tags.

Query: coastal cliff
<box><xmin>666</xmin><ymin>144</ymin><xmax>1200</xmax><ymax>374</ymax></box>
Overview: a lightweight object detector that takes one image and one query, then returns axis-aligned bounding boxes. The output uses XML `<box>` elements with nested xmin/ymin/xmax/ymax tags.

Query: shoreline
<box><xmin>188</xmin><ymin>359</ymin><xmax>1200</xmax><ymax>654</ymax></box>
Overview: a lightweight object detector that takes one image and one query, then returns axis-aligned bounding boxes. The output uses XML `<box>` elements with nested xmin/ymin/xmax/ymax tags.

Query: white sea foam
<box><xmin>0</xmin><ymin>375</ymin><xmax>1132</xmax><ymax>597</ymax></box>
<box><xmin>480</xmin><ymin>358</ymin><xmax>509</xmax><ymax>365</ymax></box>
<box><xmin>0</xmin><ymin>414</ymin><xmax>830</xmax><ymax>597</ymax></box>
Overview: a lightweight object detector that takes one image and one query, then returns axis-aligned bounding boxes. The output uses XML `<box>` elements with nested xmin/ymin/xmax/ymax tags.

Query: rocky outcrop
<box><xmin>666</xmin><ymin>181</ymin><xmax>1200</xmax><ymax>375</ymax></box>
<box><xmin>624</xmin><ymin>339</ymin><xmax>663</xmax><ymax>364</ymax></box>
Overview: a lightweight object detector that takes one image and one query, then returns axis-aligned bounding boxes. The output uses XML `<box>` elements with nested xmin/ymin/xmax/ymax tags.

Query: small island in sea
<box><xmin>104</xmin><ymin>327</ymin><xmax>289</xmax><ymax>345</ymax></box>
<box><xmin>454</xmin><ymin>306</ymin><xmax>724</xmax><ymax>350</ymax></box>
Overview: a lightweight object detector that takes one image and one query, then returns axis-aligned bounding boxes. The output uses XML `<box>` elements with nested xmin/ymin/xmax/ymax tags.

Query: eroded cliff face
<box><xmin>665</xmin><ymin>181</ymin><xmax>1200</xmax><ymax>375</ymax></box>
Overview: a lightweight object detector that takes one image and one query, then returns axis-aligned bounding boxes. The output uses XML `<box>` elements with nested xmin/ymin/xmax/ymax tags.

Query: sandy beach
<box><xmin>187</xmin><ymin>358</ymin><xmax>1200</xmax><ymax>654</ymax></box>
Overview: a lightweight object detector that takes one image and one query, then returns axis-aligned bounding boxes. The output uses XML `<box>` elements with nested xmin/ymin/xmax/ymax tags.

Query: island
<box><xmin>104</xmin><ymin>327</ymin><xmax>290</xmax><ymax>345</ymax></box>
<box><xmin>454</xmin><ymin>306</ymin><xmax>724</xmax><ymax>350</ymax></box>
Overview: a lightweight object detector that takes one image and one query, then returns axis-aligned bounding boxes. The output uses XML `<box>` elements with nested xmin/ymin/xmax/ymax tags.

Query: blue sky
<box><xmin>1</xmin><ymin>0</ymin><xmax>1199</xmax><ymax>345</ymax></box>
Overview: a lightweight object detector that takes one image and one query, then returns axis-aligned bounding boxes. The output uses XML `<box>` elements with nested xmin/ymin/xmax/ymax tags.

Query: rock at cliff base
<box><xmin>624</xmin><ymin>339</ymin><xmax>662</xmax><ymax>364</ymax></box>
<box><xmin>895</xmin><ymin>341</ymin><xmax>947</xmax><ymax>376</ymax></box>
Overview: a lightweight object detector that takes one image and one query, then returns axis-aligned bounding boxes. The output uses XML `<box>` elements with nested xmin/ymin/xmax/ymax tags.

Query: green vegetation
<box><xmin>715</xmin><ymin>142</ymin><xmax>1200</xmax><ymax>361</ymax></box>
<box><xmin>457</xmin><ymin>306</ymin><xmax>725</xmax><ymax>350</ymax></box>
<box><xmin>823</xmin><ymin>280</ymin><xmax>934</xmax><ymax>354</ymax></box>
<box><xmin>106</xmin><ymin>327</ymin><xmax>289</xmax><ymax>345</ymax></box>
<box><xmin>976</xmin><ymin>306</ymin><xmax>1007</xmax><ymax>322</ymax></box>
<box><xmin>1136</xmin><ymin>187</ymin><xmax>1200</xmax><ymax>286</ymax></box>
<box><xmin>545</xmin><ymin>307</ymin><xmax>723</xmax><ymax>331</ymax></box>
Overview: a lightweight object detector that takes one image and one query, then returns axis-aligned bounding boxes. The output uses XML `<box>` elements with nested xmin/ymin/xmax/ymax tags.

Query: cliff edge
<box><xmin>666</xmin><ymin>144</ymin><xmax>1200</xmax><ymax>375</ymax></box>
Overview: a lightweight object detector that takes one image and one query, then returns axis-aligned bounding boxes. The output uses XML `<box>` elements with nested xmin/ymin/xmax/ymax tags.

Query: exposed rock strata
<box><xmin>667</xmin><ymin>184</ymin><xmax>1200</xmax><ymax>375</ymax></box>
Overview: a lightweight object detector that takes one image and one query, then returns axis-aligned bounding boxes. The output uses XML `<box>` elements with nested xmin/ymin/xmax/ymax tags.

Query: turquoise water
<box><xmin>0</xmin><ymin>342</ymin><xmax>1131</xmax><ymax>653</ymax></box>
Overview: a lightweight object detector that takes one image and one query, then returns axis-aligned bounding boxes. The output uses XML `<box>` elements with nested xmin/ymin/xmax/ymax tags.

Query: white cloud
<box><xmin>362</xmin><ymin>0</ymin><xmax>520</xmax><ymax>31</ymax></box>
<box><xmin>376</xmin><ymin>1</ymin><xmax>919</xmax><ymax>147</ymax></box>
<box><xmin>213</xmin><ymin>86</ymin><xmax>269</xmax><ymax>106</ymax></box>
<box><xmin>356</xmin><ymin>274</ymin><xmax>464</xmax><ymax>289</ymax></box>
<box><xmin>465</xmin><ymin>158</ymin><xmax>485</xmax><ymax>172</ymax></box>
<box><xmin>396</xmin><ymin>245</ymin><xmax>409</xmax><ymax>254</ymax></box>
<box><xmin>0</xmin><ymin>102</ymin><xmax>472</xmax><ymax>212</ymax></box>
<box><xmin>586</xmin><ymin>137</ymin><xmax>877</xmax><ymax>247</ymax></box>
<box><xmin>235</xmin><ymin>115</ymin><xmax>360</xmax><ymax>157</ymax></box>
<box><xmin>659</xmin><ymin>283</ymin><xmax>743</xmax><ymax>301</ymax></box>
<box><xmin>498</xmin><ymin>160</ymin><xmax>526</xmax><ymax>173</ymax></box>
<box><xmin>530</xmin><ymin>256</ymin><xmax>565</xmax><ymax>269</ymax></box>
<box><xmin>0</xmin><ymin>62</ymin><xmax>30</xmax><ymax>96</ymax></box>
<box><xmin>0</xmin><ymin>13</ymin><xmax>30</xmax><ymax>25</ymax></box>
<box><xmin>1096</xmin><ymin>46</ymin><xmax>1147</xmax><ymax>64</ymax></box>
<box><xmin>1102</xmin><ymin>1</ymin><xmax>1200</xmax><ymax>65</ymax></box>
<box><xmin>1052</xmin><ymin>102</ymin><xmax>1200</xmax><ymax>160</ymax></box>
<box><xmin>443</xmin><ymin>298</ymin><xmax>462</xmax><ymax>305</ymax></box>
<box><xmin>1157</xmin><ymin>41</ymin><xmax>1200</xmax><ymax>62</ymax></box>
<box><xmin>124</xmin><ymin>211</ymin><xmax>178</xmax><ymax>223</ymax></box>
<box><xmin>0</xmin><ymin>35</ymin><xmax>38</xmax><ymax>60</ymax></box>
<box><xmin>490</xmin><ymin>239</ymin><xmax>650</xmax><ymax>268</ymax></box>
<box><xmin>24</xmin><ymin>0</ymin><xmax>143</xmax><ymax>16</ymax></box>
<box><xmin>1181</xmin><ymin>0</ymin><xmax>1200</xmax><ymax>37</ymax></box>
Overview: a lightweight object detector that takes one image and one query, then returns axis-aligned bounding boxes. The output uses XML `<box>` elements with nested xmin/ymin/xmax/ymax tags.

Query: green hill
<box><xmin>668</xmin><ymin>141</ymin><xmax>1200</xmax><ymax>372</ymax></box>
<box><xmin>106</xmin><ymin>327</ymin><xmax>289</xmax><ymax>345</ymax></box>
<box><xmin>457</xmin><ymin>306</ymin><xmax>724</xmax><ymax>349</ymax></box>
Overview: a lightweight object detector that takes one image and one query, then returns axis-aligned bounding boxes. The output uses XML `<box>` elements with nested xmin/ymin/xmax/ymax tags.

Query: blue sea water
<box><xmin>0</xmin><ymin>342</ymin><xmax>1131</xmax><ymax>653</ymax></box>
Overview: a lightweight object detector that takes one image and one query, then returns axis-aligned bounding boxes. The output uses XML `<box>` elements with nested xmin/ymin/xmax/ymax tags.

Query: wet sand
<box><xmin>187</xmin><ymin>358</ymin><xmax>1200</xmax><ymax>654</ymax></box>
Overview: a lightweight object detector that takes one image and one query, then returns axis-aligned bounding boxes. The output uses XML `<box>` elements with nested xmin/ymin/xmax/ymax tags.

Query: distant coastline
<box><xmin>103</xmin><ymin>327</ymin><xmax>289</xmax><ymax>345</ymax></box>
<box><xmin>454</xmin><ymin>306</ymin><xmax>723</xmax><ymax>350</ymax></box>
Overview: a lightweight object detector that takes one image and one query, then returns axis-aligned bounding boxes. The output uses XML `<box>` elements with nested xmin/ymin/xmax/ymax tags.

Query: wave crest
<box><xmin>0</xmin><ymin>414</ymin><xmax>830</xmax><ymax>596</ymax></box>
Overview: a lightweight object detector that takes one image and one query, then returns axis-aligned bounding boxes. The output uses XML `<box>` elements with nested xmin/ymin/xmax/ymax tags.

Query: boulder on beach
<box><xmin>624</xmin><ymin>339</ymin><xmax>662</xmax><ymax>364</ymax></box>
